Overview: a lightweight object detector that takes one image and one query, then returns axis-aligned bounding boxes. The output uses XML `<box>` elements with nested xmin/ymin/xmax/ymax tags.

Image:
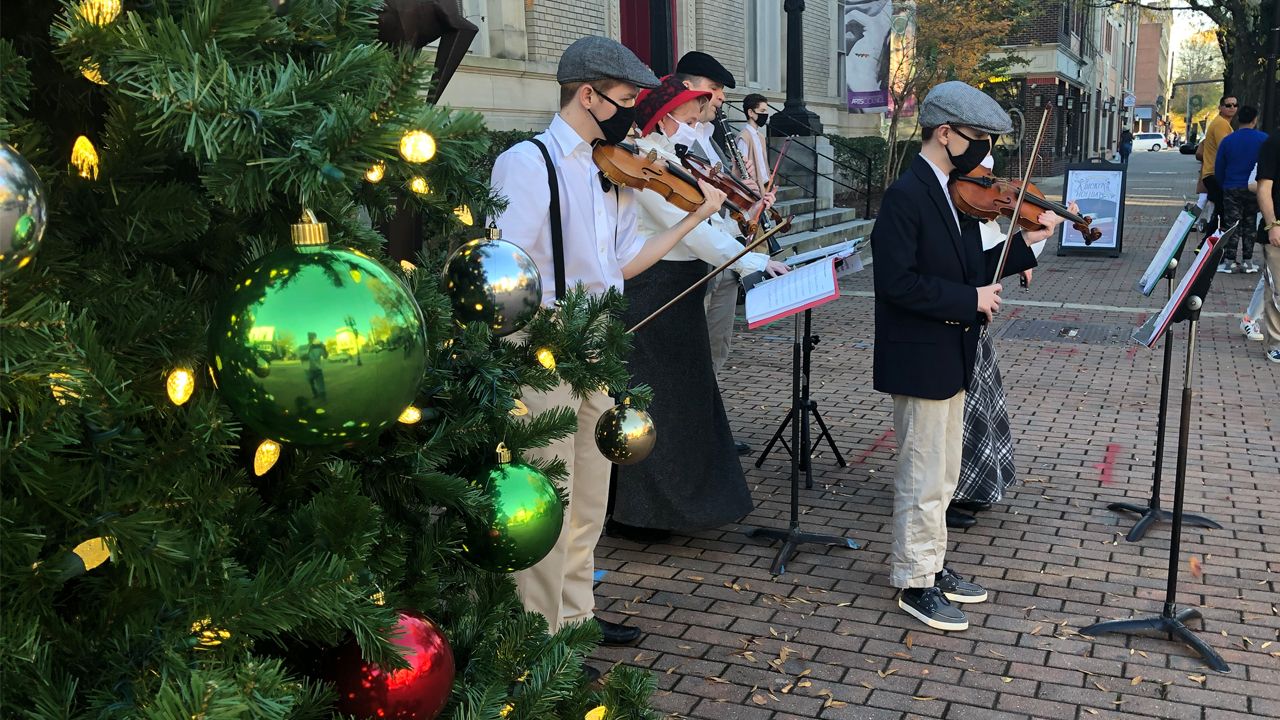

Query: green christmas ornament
<box><xmin>462</xmin><ymin>443</ymin><xmax>563</xmax><ymax>573</ymax></box>
<box><xmin>442</xmin><ymin>226</ymin><xmax>541</xmax><ymax>337</ymax></box>
<box><xmin>0</xmin><ymin>142</ymin><xmax>48</xmax><ymax>275</ymax></box>
<box><xmin>209</xmin><ymin>212</ymin><xmax>427</xmax><ymax>446</ymax></box>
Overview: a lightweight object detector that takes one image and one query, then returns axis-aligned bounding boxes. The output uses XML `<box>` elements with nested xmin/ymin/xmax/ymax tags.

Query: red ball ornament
<box><xmin>332</xmin><ymin>610</ymin><xmax>456</xmax><ymax>719</ymax></box>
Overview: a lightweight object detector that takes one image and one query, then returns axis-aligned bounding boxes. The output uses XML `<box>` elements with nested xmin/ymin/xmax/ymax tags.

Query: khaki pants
<box><xmin>512</xmin><ymin>383</ymin><xmax>614</xmax><ymax>631</ymax></box>
<box><xmin>890</xmin><ymin>391</ymin><xmax>965</xmax><ymax>588</ymax></box>
<box><xmin>1262</xmin><ymin>243</ymin><xmax>1280</xmax><ymax>353</ymax></box>
<box><xmin>705</xmin><ymin>268</ymin><xmax>739</xmax><ymax>376</ymax></box>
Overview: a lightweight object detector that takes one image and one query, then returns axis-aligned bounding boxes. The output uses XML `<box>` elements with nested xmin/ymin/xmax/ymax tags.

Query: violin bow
<box><xmin>627</xmin><ymin>220</ymin><xmax>791</xmax><ymax>334</ymax></box>
<box><xmin>991</xmin><ymin>106</ymin><xmax>1052</xmax><ymax>286</ymax></box>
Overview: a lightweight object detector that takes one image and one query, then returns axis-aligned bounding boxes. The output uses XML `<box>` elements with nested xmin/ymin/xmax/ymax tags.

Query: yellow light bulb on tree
<box><xmin>365</xmin><ymin>161</ymin><xmax>385</xmax><ymax>183</ymax></box>
<box><xmin>80</xmin><ymin>63</ymin><xmax>107</xmax><ymax>85</ymax></box>
<box><xmin>409</xmin><ymin>177</ymin><xmax>430</xmax><ymax>195</ymax></box>
<box><xmin>166</xmin><ymin>367</ymin><xmax>195</xmax><ymax>405</ymax></box>
<box><xmin>48</xmin><ymin>372</ymin><xmax>79</xmax><ymax>404</ymax></box>
<box><xmin>78</xmin><ymin>0</ymin><xmax>122</xmax><ymax>25</ymax></box>
<box><xmin>453</xmin><ymin>205</ymin><xmax>474</xmax><ymax>225</ymax></box>
<box><xmin>535</xmin><ymin>347</ymin><xmax>556</xmax><ymax>370</ymax></box>
<box><xmin>398</xmin><ymin>405</ymin><xmax>423</xmax><ymax>424</ymax></box>
<box><xmin>585</xmin><ymin>706</ymin><xmax>608</xmax><ymax>720</ymax></box>
<box><xmin>399</xmin><ymin>130</ymin><xmax>437</xmax><ymax>163</ymax></box>
<box><xmin>253</xmin><ymin>439</ymin><xmax>282</xmax><ymax>476</ymax></box>
<box><xmin>71</xmin><ymin>136</ymin><xmax>99</xmax><ymax>179</ymax></box>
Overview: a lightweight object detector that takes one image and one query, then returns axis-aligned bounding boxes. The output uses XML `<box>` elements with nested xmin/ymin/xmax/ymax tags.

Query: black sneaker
<box><xmin>897</xmin><ymin>587</ymin><xmax>968</xmax><ymax>631</ymax></box>
<box><xmin>935</xmin><ymin>567</ymin><xmax>988</xmax><ymax>604</ymax></box>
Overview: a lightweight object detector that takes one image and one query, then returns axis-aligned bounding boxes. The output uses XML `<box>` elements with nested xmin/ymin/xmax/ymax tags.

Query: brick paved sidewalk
<box><xmin>592</xmin><ymin>150</ymin><xmax>1280</xmax><ymax>720</ymax></box>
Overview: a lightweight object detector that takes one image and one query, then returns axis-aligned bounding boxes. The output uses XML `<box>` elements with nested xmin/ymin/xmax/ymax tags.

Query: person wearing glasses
<box><xmin>1196</xmin><ymin>96</ymin><xmax>1238</xmax><ymax>233</ymax></box>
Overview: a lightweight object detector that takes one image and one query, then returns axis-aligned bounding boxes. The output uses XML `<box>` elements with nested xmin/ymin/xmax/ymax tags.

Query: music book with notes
<box><xmin>745</xmin><ymin>255</ymin><xmax>840</xmax><ymax>329</ymax></box>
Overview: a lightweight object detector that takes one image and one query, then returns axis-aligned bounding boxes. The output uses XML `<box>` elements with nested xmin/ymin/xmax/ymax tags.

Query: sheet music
<box><xmin>1135</xmin><ymin>207</ymin><xmax>1197</xmax><ymax>296</ymax></box>
<box><xmin>745</xmin><ymin>256</ymin><xmax>839</xmax><ymax>329</ymax></box>
<box><xmin>1132</xmin><ymin>230</ymin><xmax>1222</xmax><ymax>348</ymax></box>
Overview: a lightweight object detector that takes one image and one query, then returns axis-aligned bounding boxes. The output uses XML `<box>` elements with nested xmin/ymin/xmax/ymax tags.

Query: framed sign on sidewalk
<box><xmin>1057</xmin><ymin>160</ymin><xmax>1127</xmax><ymax>257</ymax></box>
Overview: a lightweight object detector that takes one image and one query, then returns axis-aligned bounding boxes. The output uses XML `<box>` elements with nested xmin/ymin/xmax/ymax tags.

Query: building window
<box><xmin>462</xmin><ymin>0</ymin><xmax>490</xmax><ymax>56</ymax></box>
<box><xmin>746</xmin><ymin>0</ymin><xmax>782</xmax><ymax>91</ymax></box>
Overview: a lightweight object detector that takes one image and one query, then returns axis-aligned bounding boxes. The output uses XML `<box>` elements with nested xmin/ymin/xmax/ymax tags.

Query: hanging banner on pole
<box><xmin>844</xmin><ymin>0</ymin><xmax>892</xmax><ymax>112</ymax></box>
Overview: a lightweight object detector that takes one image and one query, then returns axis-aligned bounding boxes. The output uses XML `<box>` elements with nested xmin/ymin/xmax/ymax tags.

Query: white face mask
<box><xmin>668</xmin><ymin>116</ymin><xmax>699</xmax><ymax>147</ymax></box>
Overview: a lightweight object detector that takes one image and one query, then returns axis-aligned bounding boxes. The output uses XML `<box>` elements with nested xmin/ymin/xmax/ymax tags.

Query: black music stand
<box><xmin>755</xmin><ymin>309</ymin><xmax>847</xmax><ymax>487</ymax></box>
<box><xmin>1082</xmin><ymin>238</ymin><xmax>1230</xmax><ymax>674</ymax></box>
<box><xmin>746</xmin><ymin>310</ymin><xmax>859</xmax><ymax>575</ymax></box>
<box><xmin>1108</xmin><ymin>259</ymin><xmax>1221</xmax><ymax>541</ymax></box>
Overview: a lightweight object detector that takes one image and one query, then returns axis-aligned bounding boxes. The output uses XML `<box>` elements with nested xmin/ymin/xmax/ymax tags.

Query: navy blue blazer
<box><xmin>871</xmin><ymin>155</ymin><xmax>1037</xmax><ymax>400</ymax></box>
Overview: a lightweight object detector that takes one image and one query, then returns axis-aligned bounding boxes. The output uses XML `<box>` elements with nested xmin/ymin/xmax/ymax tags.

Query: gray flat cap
<box><xmin>918</xmin><ymin>81</ymin><xmax>1013</xmax><ymax>135</ymax></box>
<box><xmin>557</xmin><ymin>36</ymin><xmax>660</xmax><ymax>89</ymax></box>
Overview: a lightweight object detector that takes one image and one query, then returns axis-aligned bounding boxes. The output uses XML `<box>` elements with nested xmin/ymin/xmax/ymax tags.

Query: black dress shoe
<box><xmin>952</xmin><ymin>500</ymin><xmax>993</xmax><ymax>513</ymax></box>
<box><xmin>606</xmin><ymin>520</ymin><xmax>671</xmax><ymax>543</ymax></box>
<box><xmin>595</xmin><ymin>617</ymin><xmax>642</xmax><ymax>646</ymax></box>
<box><xmin>945</xmin><ymin>507</ymin><xmax>976</xmax><ymax>529</ymax></box>
<box><xmin>735</xmin><ymin>440</ymin><xmax>752</xmax><ymax>455</ymax></box>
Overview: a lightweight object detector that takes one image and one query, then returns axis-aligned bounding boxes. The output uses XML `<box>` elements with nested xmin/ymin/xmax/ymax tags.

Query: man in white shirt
<box><xmin>737</xmin><ymin>93</ymin><xmax>772</xmax><ymax>194</ymax></box>
<box><xmin>489</xmin><ymin>36</ymin><xmax>726</xmax><ymax>659</ymax></box>
<box><xmin>674</xmin><ymin>51</ymin><xmax>774</xmax><ymax>454</ymax></box>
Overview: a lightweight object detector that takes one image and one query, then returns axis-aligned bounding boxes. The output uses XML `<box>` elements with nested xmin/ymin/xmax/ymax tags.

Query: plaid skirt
<box><xmin>955</xmin><ymin>333</ymin><xmax>1017</xmax><ymax>504</ymax></box>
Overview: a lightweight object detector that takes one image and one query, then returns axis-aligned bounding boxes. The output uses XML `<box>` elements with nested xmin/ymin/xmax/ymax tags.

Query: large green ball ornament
<box><xmin>594</xmin><ymin>400</ymin><xmax>656</xmax><ymax>465</ymax></box>
<box><xmin>209</xmin><ymin>213</ymin><xmax>427</xmax><ymax>447</ymax></box>
<box><xmin>0</xmin><ymin>142</ymin><xmax>48</xmax><ymax>275</ymax></box>
<box><xmin>442</xmin><ymin>228</ymin><xmax>541</xmax><ymax>337</ymax></box>
<box><xmin>462</xmin><ymin>444</ymin><xmax>563</xmax><ymax>573</ymax></box>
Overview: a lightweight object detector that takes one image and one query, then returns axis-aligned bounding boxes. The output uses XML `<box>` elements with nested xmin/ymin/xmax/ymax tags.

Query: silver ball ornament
<box><xmin>442</xmin><ymin>231</ymin><xmax>541</xmax><ymax>337</ymax></box>
<box><xmin>0</xmin><ymin>142</ymin><xmax>48</xmax><ymax>275</ymax></box>
<box><xmin>594</xmin><ymin>400</ymin><xmax>657</xmax><ymax>465</ymax></box>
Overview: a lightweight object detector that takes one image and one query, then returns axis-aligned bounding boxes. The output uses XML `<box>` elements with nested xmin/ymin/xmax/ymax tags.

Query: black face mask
<box><xmin>589</xmin><ymin>89</ymin><xmax>635</xmax><ymax>145</ymax></box>
<box><xmin>753</xmin><ymin>112</ymin><xmax>769</xmax><ymax>127</ymax></box>
<box><xmin>946</xmin><ymin>128</ymin><xmax>992</xmax><ymax>175</ymax></box>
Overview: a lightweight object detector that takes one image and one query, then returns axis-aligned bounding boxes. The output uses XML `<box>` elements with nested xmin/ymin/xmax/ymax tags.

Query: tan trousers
<box><xmin>512</xmin><ymin>383</ymin><xmax>614</xmax><ymax>631</ymax></box>
<box><xmin>1261</xmin><ymin>243</ymin><xmax>1280</xmax><ymax>353</ymax></box>
<box><xmin>705</xmin><ymin>268</ymin><xmax>739</xmax><ymax>376</ymax></box>
<box><xmin>890</xmin><ymin>391</ymin><xmax>965</xmax><ymax>588</ymax></box>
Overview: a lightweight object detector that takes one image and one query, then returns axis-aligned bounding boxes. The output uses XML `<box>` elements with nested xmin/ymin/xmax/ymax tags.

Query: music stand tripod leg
<box><xmin>1082</xmin><ymin>299</ymin><xmax>1229</xmax><ymax>673</ymax></box>
<box><xmin>746</xmin><ymin>312</ymin><xmax>859</xmax><ymax>575</ymax></box>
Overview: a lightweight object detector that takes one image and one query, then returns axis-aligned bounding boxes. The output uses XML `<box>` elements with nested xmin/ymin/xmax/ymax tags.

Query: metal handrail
<box><xmin>720</xmin><ymin>102</ymin><xmax>878</xmax><ymax>220</ymax></box>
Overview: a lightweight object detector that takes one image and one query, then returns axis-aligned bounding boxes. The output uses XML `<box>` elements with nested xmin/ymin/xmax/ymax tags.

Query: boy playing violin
<box><xmin>489</xmin><ymin>36</ymin><xmax>726</xmax><ymax>663</ymax></box>
<box><xmin>871</xmin><ymin>81</ymin><xmax>1069</xmax><ymax>631</ymax></box>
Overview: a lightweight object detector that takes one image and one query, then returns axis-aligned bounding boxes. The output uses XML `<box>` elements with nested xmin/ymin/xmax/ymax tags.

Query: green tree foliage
<box><xmin>0</xmin><ymin>2</ymin><xmax>654</xmax><ymax>718</ymax></box>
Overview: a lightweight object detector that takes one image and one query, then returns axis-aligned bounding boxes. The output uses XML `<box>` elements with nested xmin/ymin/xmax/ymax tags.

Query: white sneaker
<box><xmin>1242</xmin><ymin>319</ymin><xmax>1264</xmax><ymax>341</ymax></box>
<box><xmin>1242</xmin><ymin>260</ymin><xmax>1260</xmax><ymax>274</ymax></box>
<box><xmin>1269</xmin><ymin>348</ymin><xmax>1280</xmax><ymax>364</ymax></box>
<box><xmin>1217</xmin><ymin>261</ymin><xmax>1234</xmax><ymax>274</ymax></box>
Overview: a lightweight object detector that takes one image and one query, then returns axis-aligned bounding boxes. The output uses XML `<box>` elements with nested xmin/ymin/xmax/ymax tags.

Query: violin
<box><xmin>950</xmin><ymin>167</ymin><xmax>1102</xmax><ymax>245</ymax></box>
<box><xmin>674</xmin><ymin>146</ymin><xmax>791</xmax><ymax>241</ymax></box>
<box><xmin>592</xmin><ymin>140</ymin><xmax>745</xmax><ymax>216</ymax></box>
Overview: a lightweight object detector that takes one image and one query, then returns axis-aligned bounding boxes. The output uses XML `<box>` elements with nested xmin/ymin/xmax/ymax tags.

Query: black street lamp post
<box><xmin>773</xmin><ymin>0</ymin><xmax>823</xmax><ymax>136</ymax></box>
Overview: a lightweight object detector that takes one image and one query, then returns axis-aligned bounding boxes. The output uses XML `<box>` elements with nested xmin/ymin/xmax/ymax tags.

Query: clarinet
<box><xmin>717</xmin><ymin>108</ymin><xmax>751</xmax><ymax>181</ymax></box>
<box><xmin>717</xmin><ymin>109</ymin><xmax>781</xmax><ymax>254</ymax></box>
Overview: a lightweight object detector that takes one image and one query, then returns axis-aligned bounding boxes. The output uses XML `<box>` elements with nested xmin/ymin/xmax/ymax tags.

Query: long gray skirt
<box><xmin>612</xmin><ymin>259</ymin><xmax>753</xmax><ymax>531</ymax></box>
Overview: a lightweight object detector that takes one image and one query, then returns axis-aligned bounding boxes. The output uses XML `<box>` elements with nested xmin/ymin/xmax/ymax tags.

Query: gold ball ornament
<box><xmin>0</xmin><ymin>142</ymin><xmax>49</xmax><ymax>275</ymax></box>
<box><xmin>441</xmin><ymin>227</ymin><xmax>542</xmax><ymax>337</ymax></box>
<box><xmin>594</xmin><ymin>399</ymin><xmax>656</xmax><ymax>465</ymax></box>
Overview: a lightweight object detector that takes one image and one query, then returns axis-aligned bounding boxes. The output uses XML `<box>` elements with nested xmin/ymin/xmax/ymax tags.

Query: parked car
<box><xmin>1135</xmin><ymin>132</ymin><xmax>1168</xmax><ymax>151</ymax></box>
<box><xmin>1179</xmin><ymin>142</ymin><xmax>1199</xmax><ymax>155</ymax></box>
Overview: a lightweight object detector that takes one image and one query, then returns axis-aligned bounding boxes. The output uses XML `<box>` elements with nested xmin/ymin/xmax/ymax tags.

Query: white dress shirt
<box><xmin>490</xmin><ymin>114</ymin><xmax>645</xmax><ymax>307</ymax></box>
<box><xmin>633</xmin><ymin>131</ymin><xmax>769</xmax><ymax>274</ymax></box>
<box><xmin>692</xmin><ymin>121</ymin><xmax>724</xmax><ymax>167</ymax></box>
<box><xmin>737</xmin><ymin>124</ymin><xmax>770</xmax><ymax>187</ymax></box>
<box><xmin>921</xmin><ymin>154</ymin><xmax>960</xmax><ymax>233</ymax></box>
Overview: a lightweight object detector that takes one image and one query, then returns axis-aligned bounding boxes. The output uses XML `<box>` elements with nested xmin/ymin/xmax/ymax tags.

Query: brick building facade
<box><xmin>438</xmin><ymin>0</ymin><xmax>876</xmax><ymax>138</ymax></box>
<box><xmin>995</xmin><ymin>0</ymin><xmax>1142</xmax><ymax>176</ymax></box>
<box><xmin>1133</xmin><ymin>16</ymin><xmax>1173</xmax><ymax>134</ymax></box>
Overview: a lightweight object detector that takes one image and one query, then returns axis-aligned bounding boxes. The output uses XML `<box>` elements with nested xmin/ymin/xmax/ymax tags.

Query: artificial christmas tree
<box><xmin>0</xmin><ymin>2</ymin><xmax>654</xmax><ymax>718</ymax></box>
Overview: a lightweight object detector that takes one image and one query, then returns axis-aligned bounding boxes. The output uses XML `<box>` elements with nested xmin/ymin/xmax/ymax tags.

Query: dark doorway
<box><xmin>620</xmin><ymin>0</ymin><xmax>676</xmax><ymax>76</ymax></box>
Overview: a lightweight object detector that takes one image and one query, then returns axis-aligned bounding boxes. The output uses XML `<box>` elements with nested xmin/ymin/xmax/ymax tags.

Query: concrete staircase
<box><xmin>769</xmin><ymin>184</ymin><xmax>874</xmax><ymax>257</ymax></box>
